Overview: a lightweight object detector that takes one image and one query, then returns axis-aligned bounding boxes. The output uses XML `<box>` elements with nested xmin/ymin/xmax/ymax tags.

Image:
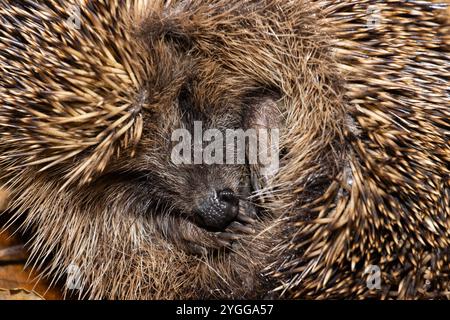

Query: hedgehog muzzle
<box><xmin>193</xmin><ymin>188</ymin><xmax>239</xmax><ymax>231</ymax></box>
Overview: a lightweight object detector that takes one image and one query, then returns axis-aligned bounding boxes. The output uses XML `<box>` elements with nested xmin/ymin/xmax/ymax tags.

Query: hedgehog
<box><xmin>0</xmin><ymin>0</ymin><xmax>449</xmax><ymax>300</ymax></box>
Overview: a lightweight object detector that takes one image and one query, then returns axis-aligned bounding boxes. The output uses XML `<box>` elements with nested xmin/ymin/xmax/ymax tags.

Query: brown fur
<box><xmin>0</xmin><ymin>0</ymin><xmax>449</xmax><ymax>299</ymax></box>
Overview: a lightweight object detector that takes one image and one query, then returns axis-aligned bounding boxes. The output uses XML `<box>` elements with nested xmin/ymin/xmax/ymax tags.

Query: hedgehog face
<box><xmin>127</xmin><ymin>79</ymin><xmax>253</xmax><ymax>234</ymax></box>
<box><xmin>140</xmin><ymin>79</ymin><xmax>247</xmax><ymax>232</ymax></box>
<box><xmin>96</xmin><ymin>43</ymin><xmax>281</xmax><ymax>251</ymax></box>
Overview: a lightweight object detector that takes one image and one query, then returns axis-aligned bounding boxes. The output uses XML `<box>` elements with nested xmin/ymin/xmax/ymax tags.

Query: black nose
<box><xmin>194</xmin><ymin>188</ymin><xmax>239</xmax><ymax>231</ymax></box>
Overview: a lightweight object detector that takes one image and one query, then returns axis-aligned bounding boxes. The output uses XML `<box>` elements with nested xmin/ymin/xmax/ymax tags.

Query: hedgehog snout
<box><xmin>193</xmin><ymin>188</ymin><xmax>239</xmax><ymax>231</ymax></box>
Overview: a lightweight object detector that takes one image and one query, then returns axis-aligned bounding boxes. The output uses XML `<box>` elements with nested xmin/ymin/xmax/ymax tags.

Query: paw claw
<box><xmin>236</xmin><ymin>212</ymin><xmax>256</xmax><ymax>225</ymax></box>
<box><xmin>227</xmin><ymin>221</ymin><xmax>255</xmax><ymax>235</ymax></box>
<box><xmin>217</xmin><ymin>232</ymin><xmax>241</xmax><ymax>242</ymax></box>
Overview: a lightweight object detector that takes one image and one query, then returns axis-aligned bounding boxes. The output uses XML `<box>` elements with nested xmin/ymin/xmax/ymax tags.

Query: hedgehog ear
<box><xmin>245</xmin><ymin>96</ymin><xmax>283</xmax><ymax>130</ymax></box>
<box><xmin>245</xmin><ymin>95</ymin><xmax>284</xmax><ymax>190</ymax></box>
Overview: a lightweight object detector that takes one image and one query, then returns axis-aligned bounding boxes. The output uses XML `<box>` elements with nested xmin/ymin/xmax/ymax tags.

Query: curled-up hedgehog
<box><xmin>0</xmin><ymin>0</ymin><xmax>449</xmax><ymax>299</ymax></box>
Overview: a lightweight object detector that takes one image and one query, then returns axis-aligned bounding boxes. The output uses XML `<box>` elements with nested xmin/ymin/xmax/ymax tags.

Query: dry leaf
<box><xmin>0</xmin><ymin>230</ymin><xmax>63</xmax><ymax>300</ymax></box>
<box><xmin>0</xmin><ymin>288</ymin><xmax>44</xmax><ymax>300</ymax></box>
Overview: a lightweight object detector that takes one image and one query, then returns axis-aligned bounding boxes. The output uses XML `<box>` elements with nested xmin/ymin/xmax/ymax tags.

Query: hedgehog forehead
<box><xmin>175</xmin><ymin>79</ymin><xmax>245</xmax><ymax>128</ymax></box>
<box><xmin>142</xmin><ymin>49</ymin><xmax>250</xmax><ymax>130</ymax></box>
